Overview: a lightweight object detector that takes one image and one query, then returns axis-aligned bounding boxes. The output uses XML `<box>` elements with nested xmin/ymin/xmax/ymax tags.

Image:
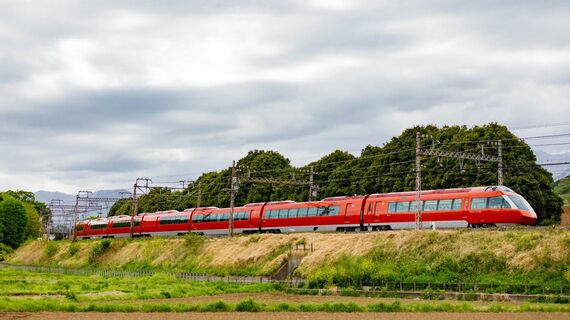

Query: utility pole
<box><xmin>72</xmin><ymin>191</ymin><xmax>93</xmax><ymax>241</ymax></box>
<box><xmin>131</xmin><ymin>178</ymin><xmax>151</xmax><ymax>238</ymax></box>
<box><xmin>309</xmin><ymin>165</ymin><xmax>318</xmax><ymax>201</ymax></box>
<box><xmin>179</xmin><ymin>180</ymin><xmax>193</xmax><ymax>189</ymax></box>
<box><xmin>415</xmin><ymin>132</ymin><xmax>422</xmax><ymax>230</ymax></box>
<box><xmin>229</xmin><ymin>161</ymin><xmax>237</xmax><ymax>237</ymax></box>
<box><xmin>497</xmin><ymin>140</ymin><xmax>503</xmax><ymax>185</ymax></box>
<box><xmin>46</xmin><ymin>208</ymin><xmax>52</xmax><ymax>240</ymax></box>
<box><xmin>196</xmin><ymin>183</ymin><xmax>202</xmax><ymax>208</ymax></box>
<box><xmin>72</xmin><ymin>194</ymin><xmax>79</xmax><ymax>240</ymax></box>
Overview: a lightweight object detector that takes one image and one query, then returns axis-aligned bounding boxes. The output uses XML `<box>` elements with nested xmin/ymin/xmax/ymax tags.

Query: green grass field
<box><xmin>0</xmin><ymin>267</ymin><xmax>568</xmax><ymax>313</ymax></box>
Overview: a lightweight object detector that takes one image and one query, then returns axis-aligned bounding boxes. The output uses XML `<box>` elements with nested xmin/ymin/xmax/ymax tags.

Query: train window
<box><xmin>423</xmin><ymin>200</ymin><xmax>438</xmax><ymax>211</ymax></box>
<box><xmin>277</xmin><ymin>209</ymin><xmax>288</xmax><ymax>218</ymax></box>
<box><xmin>329</xmin><ymin>206</ymin><xmax>340</xmax><ymax>216</ymax></box>
<box><xmin>396</xmin><ymin>202</ymin><xmax>410</xmax><ymax>212</ymax></box>
<box><xmin>470</xmin><ymin>198</ymin><xmax>487</xmax><ymax>209</ymax></box>
<box><xmin>288</xmin><ymin>208</ymin><xmax>298</xmax><ymax>218</ymax></box>
<box><xmin>112</xmin><ymin>221</ymin><xmax>140</xmax><ymax>228</ymax></box>
<box><xmin>243</xmin><ymin>212</ymin><xmax>250</xmax><ymax>220</ymax></box>
<box><xmin>90</xmin><ymin>224</ymin><xmax>107</xmax><ymax>230</ymax></box>
<box><xmin>387</xmin><ymin>202</ymin><xmax>396</xmax><ymax>213</ymax></box>
<box><xmin>307</xmin><ymin>207</ymin><xmax>318</xmax><ymax>216</ymax></box>
<box><xmin>487</xmin><ymin>197</ymin><xmax>504</xmax><ymax>209</ymax></box>
<box><xmin>223</xmin><ymin>213</ymin><xmax>230</xmax><ymax>221</ymax></box>
<box><xmin>451</xmin><ymin>199</ymin><xmax>462</xmax><ymax>210</ymax></box>
<box><xmin>487</xmin><ymin>196</ymin><xmax>512</xmax><ymax>209</ymax></box>
<box><xmin>317</xmin><ymin>207</ymin><xmax>326</xmax><ymax>216</ymax></box>
<box><xmin>298</xmin><ymin>208</ymin><xmax>308</xmax><ymax>217</ymax></box>
<box><xmin>409</xmin><ymin>201</ymin><xmax>418</xmax><ymax>212</ymax></box>
<box><xmin>508</xmin><ymin>195</ymin><xmax>531</xmax><ymax>210</ymax></box>
<box><xmin>76</xmin><ymin>225</ymin><xmax>84</xmax><ymax>231</ymax></box>
<box><xmin>192</xmin><ymin>215</ymin><xmax>203</xmax><ymax>222</ymax></box>
<box><xmin>438</xmin><ymin>199</ymin><xmax>452</xmax><ymax>211</ymax></box>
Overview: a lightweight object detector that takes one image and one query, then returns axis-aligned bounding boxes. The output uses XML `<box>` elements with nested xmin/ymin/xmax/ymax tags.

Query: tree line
<box><xmin>109</xmin><ymin>124</ymin><xmax>564</xmax><ymax>225</ymax></box>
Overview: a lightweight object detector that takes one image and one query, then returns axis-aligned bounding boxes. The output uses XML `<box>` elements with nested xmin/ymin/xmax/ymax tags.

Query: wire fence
<box><xmin>1</xmin><ymin>263</ymin><xmax>300</xmax><ymax>285</ymax></box>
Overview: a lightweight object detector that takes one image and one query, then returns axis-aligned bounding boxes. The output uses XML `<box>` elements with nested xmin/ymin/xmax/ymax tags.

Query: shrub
<box><xmin>67</xmin><ymin>244</ymin><xmax>79</xmax><ymax>256</ymax></box>
<box><xmin>368</xmin><ymin>301</ymin><xmax>402</xmax><ymax>312</ymax></box>
<box><xmin>64</xmin><ymin>292</ymin><xmax>77</xmax><ymax>301</ymax></box>
<box><xmin>184</xmin><ymin>233</ymin><xmax>204</xmax><ymax>250</ymax></box>
<box><xmin>44</xmin><ymin>242</ymin><xmax>58</xmax><ymax>256</ymax></box>
<box><xmin>275</xmin><ymin>303</ymin><xmax>294</xmax><ymax>311</ymax></box>
<box><xmin>200</xmin><ymin>301</ymin><xmax>230</xmax><ymax>312</ymax></box>
<box><xmin>235</xmin><ymin>299</ymin><xmax>262</xmax><ymax>312</ymax></box>
<box><xmin>0</xmin><ymin>243</ymin><xmax>14</xmax><ymax>261</ymax></box>
<box><xmin>88</xmin><ymin>239</ymin><xmax>111</xmax><ymax>264</ymax></box>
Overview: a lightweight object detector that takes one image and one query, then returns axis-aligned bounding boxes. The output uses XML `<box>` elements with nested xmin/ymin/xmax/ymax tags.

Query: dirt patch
<box><xmin>1</xmin><ymin>312</ymin><xmax>569</xmax><ymax>320</ymax></box>
<box><xmin>80</xmin><ymin>290</ymin><xmax>127</xmax><ymax>298</ymax></box>
<box><xmin>86</xmin><ymin>292</ymin><xmax>526</xmax><ymax>306</ymax></box>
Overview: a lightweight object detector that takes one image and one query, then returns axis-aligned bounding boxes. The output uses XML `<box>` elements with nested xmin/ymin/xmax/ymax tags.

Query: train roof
<box><xmin>367</xmin><ymin>186</ymin><xmax>514</xmax><ymax>198</ymax></box>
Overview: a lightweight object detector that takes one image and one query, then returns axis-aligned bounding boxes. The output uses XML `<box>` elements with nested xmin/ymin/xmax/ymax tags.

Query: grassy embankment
<box><xmin>8</xmin><ymin>229</ymin><xmax>570</xmax><ymax>288</ymax></box>
<box><xmin>0</xmin><ymin>268</ymin><xmax>569</xmax><ymax>313</ymax></box>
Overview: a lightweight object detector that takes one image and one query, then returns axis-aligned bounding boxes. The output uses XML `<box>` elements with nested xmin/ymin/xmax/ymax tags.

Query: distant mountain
<box><xmin>34</xmin><ymin>190</ymin><xmax>76</xmax><ymax>204</ymax></box>
<box><xmin>34</xmin><ymin>189</ymin><xmax>130</xmax><ymax>205</ymax></box>
<box><xmin>534</xmin><ymin>150</ymin><xmax>570</xmax><ymax>181</ymax></box>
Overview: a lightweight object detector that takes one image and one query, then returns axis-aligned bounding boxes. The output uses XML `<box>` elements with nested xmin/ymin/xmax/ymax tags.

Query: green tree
<box><xmin>107</xmin><ymin>124</ymin><xmax>563</xmax><ymax>224</ymax></box>
<box><xmin>2</xmin><ymin>190</ymin><xmax>44</xmax><ymax>238</ymax></box>
<box><xmin>0</xmin><ymin>197</ymin><xmax>28</xmax><ymax>248</ymax></box>
<box><xmin>108</xmin><ymin>198</ymin><xmax>131</xmax><ymax>216</ymax></box>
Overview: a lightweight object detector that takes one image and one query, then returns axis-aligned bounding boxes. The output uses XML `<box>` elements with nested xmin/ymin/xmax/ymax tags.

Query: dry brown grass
<box><xmin>7</xmin><ymin>229</ymin><xmax>569</xmax><ymax>279</ymax></box>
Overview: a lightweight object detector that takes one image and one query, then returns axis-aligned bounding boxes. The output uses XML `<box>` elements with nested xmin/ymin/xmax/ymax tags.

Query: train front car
<box><xmin>467</xmin><ymin>186</ymin><xmax>537</xmax><ymax>227</ymax></box>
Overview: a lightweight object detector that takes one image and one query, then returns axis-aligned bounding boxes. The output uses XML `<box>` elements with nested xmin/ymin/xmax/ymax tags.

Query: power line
<box><xmin>511</xmin><ymin>122</ymin><xmax>570</xmax><ymax>130</ymax></box>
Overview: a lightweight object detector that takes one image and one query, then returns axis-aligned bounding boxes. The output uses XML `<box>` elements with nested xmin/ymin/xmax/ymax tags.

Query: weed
<box><xmin>184</xmin><ymin>233</ymin><xmax>205</xmax><ymax>249</ymax></box>
<box><xmin>88</xmin><ymin>239</ymin><xmax>111</xmax><ymax>265</ymax></box>
<box><xmin>367</xmin><ymin>301</ymin><xmax>402</xmax><ymax>312</ymax></box>
<box><xmin>68</xmin><ymin>244</ymin><xmax>79</xmax><ymax>256</ymax></box>
<box><xmin>64</xmin><ymin>292</ymin><xmax>77</xmax><ymax>301</ymax></box>
<box><xmin>45</xmin><ymin>242</ymin><xmax>58</xmax><ymax>256</ymax></box>
<box><xmin>235</xmin><ymin>298</ymin><xmax>263</xmax><ymax>312</ymax></box>
<box><xmin>200</xmin><ymin>301</ymin><xmax>230</xmax><ymax>312</ymax></box>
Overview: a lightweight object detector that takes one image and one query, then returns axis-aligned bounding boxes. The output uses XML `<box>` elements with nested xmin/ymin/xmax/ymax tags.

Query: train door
<box><xmin>375</xmin><ymin>201</ymin><xmax>388</xmax><ymax>223</ymax></box>
<box><xmin>249</xmin><ymin>210</ymin><xmax>255</xmax><ymax>228</ymax></box>
<box><xmin>344</xmin><ymin>203</ymin><xmax>353</xmax><ymax>222</ymax></box>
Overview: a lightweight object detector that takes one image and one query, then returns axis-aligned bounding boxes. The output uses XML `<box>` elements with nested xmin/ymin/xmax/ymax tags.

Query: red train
<box><xmin>75</xmin><ymin>186</ymin><xmax>537</xmax><ymax>239</ymax></box>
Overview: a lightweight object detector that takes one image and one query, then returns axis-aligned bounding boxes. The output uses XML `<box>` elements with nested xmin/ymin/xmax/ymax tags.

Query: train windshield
<box><xmin>508</xmin><ymin>195</ymin><xmax>532</xmax><ymax>211</ymax></box>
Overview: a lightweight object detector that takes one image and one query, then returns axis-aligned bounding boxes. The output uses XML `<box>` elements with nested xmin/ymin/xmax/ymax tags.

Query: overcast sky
<box><xmin>1</xmin><ymin>0</ymin><xmax>570</xmax><ymax>194</ymax></box>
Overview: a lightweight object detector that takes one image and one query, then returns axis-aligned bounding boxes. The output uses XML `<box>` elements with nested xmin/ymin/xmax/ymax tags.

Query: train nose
<box><xmin>520</xmin><ymin>210</ymin><xmax>537</xmax><ymax>225</ymax></box>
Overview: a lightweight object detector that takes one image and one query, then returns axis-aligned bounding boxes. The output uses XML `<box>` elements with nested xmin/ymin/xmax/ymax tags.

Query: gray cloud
<box><xmin>0</xmin><ymin>0</ymin><xmax>569</xmax><ymax>193</ymax></box>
